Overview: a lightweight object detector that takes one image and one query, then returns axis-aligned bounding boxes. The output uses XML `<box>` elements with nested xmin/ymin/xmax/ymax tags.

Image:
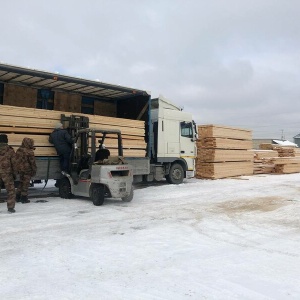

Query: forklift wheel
<box><xmin>91</xmin><ymin>184</ymin><xmax>105</xmax><ymax>206</ymax></box>
<box><xmin>122</xmin><ymin>187</ymin><xmax>134</xmax><ymax>202</ymax></box>
<box><xmin>59</xmin><ymin>178</ymin><xmax>73</xmax><ymax>199</ymax></box>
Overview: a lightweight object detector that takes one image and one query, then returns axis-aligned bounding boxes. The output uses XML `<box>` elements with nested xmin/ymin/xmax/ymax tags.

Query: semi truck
<box><xmin>0</xmin><ymin>63</ymin><xmax>197</xmax><ymax>187</ymax></box>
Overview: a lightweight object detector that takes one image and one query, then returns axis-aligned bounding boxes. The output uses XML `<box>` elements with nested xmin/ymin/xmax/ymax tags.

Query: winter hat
<box><xmin>0</xmin><ymin>134</ymin><xmax>8</xmax><ymax>143</ymax></box>
<box><xmin>55</xmin><ymin>122</ymin><xmax>63</xmax><ymax>129</ymax></box>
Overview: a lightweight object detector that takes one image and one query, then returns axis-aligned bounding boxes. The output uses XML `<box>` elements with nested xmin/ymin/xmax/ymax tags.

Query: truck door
<box><xmin>179</xmin><ymin>122</ymin><xmax>196</xmax><ymax>174</ymax></box>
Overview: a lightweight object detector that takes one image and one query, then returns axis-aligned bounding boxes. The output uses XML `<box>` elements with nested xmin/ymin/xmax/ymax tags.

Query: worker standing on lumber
<box><xmin>0</xmin><ymin>134</ymin><xmax>17</xmax><ymax>213</ymax></box>
<box><xmin>49</xmin><ymin>122</ymin><xmax>74</xmax><ymax>175</ymax></box>
<box><xmin>15</xmin><ymin>138</ymin><xmax>37</xmax><ymax>204</ymax></box>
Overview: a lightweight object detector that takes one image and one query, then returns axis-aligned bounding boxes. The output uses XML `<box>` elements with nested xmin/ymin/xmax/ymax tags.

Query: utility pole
<box><xmin>281</xmin><ymin>129</ymin><xmax>285</xmax><ymax>140</ymax></box>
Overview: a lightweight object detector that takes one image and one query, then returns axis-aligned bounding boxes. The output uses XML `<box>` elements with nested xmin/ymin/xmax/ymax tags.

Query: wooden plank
<box><xmin>197</xmin><ymin>149</ymin><xmax>253</xmax><ymax>162</ymax></box>
<box><xmin>198</xmin><ymin>125</ymin><xmax>252</xmax><ymax>140</ymax></box>
<box><xmin>195</xmin><ymin>161</ymin><xmax>253</xmax><ymax>179</ymax></box>
<box><xmin>271</xmin><ymin>157</ymin><xmax>300</xmax><ymax>164</ymax></box>
<box><xmin>197</xmin><ymin>138</ymin><xmax>253</xmax><ymax>150</ymax></box>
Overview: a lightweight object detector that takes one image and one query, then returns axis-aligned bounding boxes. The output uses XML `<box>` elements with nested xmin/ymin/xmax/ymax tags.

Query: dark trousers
<box><xmin>17</xmin><ymin>173</ymin><xmax>32</xmax><ymax>196</ymax></box>
<box><xmin>0</xmin><ymin>173</ymin><xmax>16</xmax><ymax>209</ymax></box>
<box><xmin>59</xmin><ymin>152</ymin><xmax>70</xmax><ymax>172</ymax></box>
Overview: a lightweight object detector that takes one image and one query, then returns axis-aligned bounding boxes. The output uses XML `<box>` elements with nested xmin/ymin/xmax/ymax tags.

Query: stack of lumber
<box><xmin>255</xmin><ymin>145</ymin><xmax>300</xmax><ymax>174</ymax></box>
<box><xmin>0</xmin><ymin>104</ymin><xmax>146</xmax><ymax>157</ymax></box>
<box><xmin>274</xmin><ymin>146</ymin><xmax>295</xmax><ymax>157</ymax></box>
<box><xmin>196</xmin><ymin>125</ymin><xmax>253</xmax><ymax>179</ymax></box>
<box><xmin>272</xmin><ymin>157</ymin><xmax>300</xmax><ymax>174</ymax></box>
<box><xmin>252</xmin><ymin>150</ymin><xmax>277</xmax><ymax>174</ymax></box>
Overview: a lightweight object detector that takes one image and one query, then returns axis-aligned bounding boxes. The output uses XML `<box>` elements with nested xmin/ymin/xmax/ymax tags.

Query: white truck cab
<box><xmin>150</xmin><ymin>96</ymin><xmax>197</xmax><ymax>182</ymax></box>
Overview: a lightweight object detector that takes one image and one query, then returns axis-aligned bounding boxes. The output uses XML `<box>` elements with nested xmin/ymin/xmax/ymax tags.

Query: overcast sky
<box><xmin>1</xmin><ymin>0</ymin><xmax>300</xmax><ymax>140</ymax></box>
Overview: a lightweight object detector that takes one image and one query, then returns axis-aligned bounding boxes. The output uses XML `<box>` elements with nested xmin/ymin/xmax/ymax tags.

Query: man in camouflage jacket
<box><xmin>16</xmin><ymin>138</ymin><xmax>37</xmax><ymax>204</ymax></box>
<box><xmin>0</xmin><ymin>134</ymin><xmax>17</xmax><ymax>213</ymax></box>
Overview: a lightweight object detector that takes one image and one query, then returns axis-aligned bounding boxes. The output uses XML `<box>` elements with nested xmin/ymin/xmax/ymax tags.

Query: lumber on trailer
<box><xmin>0</xmin><ymin>104</ymin><xmax>146</xmax><ymax>157</ymax></box>
<box><xmin>198</xmin><ymin>125</ymin><xmax>252</xmax><ymax>140</ymax></box>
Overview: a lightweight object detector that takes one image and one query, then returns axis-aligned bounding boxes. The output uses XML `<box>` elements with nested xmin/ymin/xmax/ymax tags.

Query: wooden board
<box><xmin>196</xmin><ymin>161</ymin><xmax>253</xmax><ymax>179</ymax></box>
<box><xmin>271</xmin><ymin>157</ymin><xmax>300</xmax><ymax>164</ymax></box>
<box><xmin>252</xmin><ymin>150</ymin><xmax>278</xmax><ymax>159</ymax></box>
<box><xmin>197</xmin><ymin>149</ymin><xmax>253</xmax><ymax>162</ymax></box>
<box><xmin>197</xmin><ymin>138</ymin><xmax>253</xmax><ymax>150</ymax></box>
<box><xmin>3</xmin><ymin>83</ymin><xmax>37</xmax><ymax>108</ymax></box>
<box><xmin>198</xmin><ymin>125</ymin><xmax>252</xmax><ymax>140</ymax></box>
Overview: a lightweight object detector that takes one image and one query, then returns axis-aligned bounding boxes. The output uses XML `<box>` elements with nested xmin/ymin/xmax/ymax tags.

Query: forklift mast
<box><xmin>60</xmin><ymin>114</ymin><xmax>90</xmax><ymax>180</ymax></box>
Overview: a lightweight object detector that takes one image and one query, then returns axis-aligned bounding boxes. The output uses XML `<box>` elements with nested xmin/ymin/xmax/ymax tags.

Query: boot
<box><xmin>8</xmin><ymin>208</ymin><xmax>16</xmax><ymax>213</ymax></box>
<box><xmin>21</xmin><ymin>195</ymin><xmax>30</xmax><ymax>204</ymax></box>
<box><xmin>16</xmin><ymin>193</ymin><xmax>22</xmax><ymax>203</ymax></box>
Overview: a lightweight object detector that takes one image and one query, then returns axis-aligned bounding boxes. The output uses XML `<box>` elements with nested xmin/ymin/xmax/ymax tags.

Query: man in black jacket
<box><xmin>49</xmin><ymin>123</ymin><xmax>73</xmax><ymax>174</ymax></box>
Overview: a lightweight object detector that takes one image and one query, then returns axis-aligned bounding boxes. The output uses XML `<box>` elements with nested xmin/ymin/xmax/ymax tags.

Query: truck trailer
<box><xmin>0</xmin><ymin>63</ymin><xmax>197</xmax><ymax>185</ymax></box>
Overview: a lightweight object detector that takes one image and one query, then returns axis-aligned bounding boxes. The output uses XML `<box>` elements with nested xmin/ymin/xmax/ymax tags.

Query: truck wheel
<box><xmin>59</xmin><ymin>178</ymin><xmax>73</xmax><ymax>199</ymax></box>
<box><xmin>166</xmin><ymin>163</ymin><xmax>184</xmax><ymax>184</ymax></box>
<box><xmin>122</xmin><ymin>187</ymin><xmax>134</xmax><ymax>202</ymax></box>
<box><xmin>91</xmin><ymin>184</ymin><xmax>105</xmax><ymax>206</ymax></box>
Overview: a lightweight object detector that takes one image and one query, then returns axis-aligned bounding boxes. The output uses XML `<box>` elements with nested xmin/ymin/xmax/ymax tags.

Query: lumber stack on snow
<box><xmin>196</xmin><ymin>125</ymin><xmax>253</xmax><ymax>179</ymax></box>
<box><xmin>0</xmin><ymin>104</ymin><xmax>146</xmax><ymax>157</ymax></box>
<box><xmin>252</xmin><ymin>150</ymin><xmax>277</xmax><ymax>174</ymax></box>
<box><xmin>271</xmin><ymin>156</ymin><xmax>300</xmax><ymax>174</ymax></box>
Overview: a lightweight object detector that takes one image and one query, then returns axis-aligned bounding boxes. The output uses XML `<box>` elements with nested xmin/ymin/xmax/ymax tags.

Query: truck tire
<box><xmin>166</xmin><ymin>163</ymin><xmax>184</xmax><ymax>184</ymax></box>
<box><xmin>59</xmin><ymin>178</ymin><xmax>73</xmax><ymax>199</ymax></box>
<box><xmin>91</xmin><ymin>184</ymin><xmax>105</xmax><ymax>206</ymax></box>
<box><xmin>122</xmin><ymin>187</ymin><xmax>134</xmax><ymax>202</ymax></box>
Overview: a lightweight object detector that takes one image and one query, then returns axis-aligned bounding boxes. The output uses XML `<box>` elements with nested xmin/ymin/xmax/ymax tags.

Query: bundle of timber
<box><xmin>274</xmin><ymin>164</ymin><xmax>300</xmax><ymax>174</ymax></box>
<box><xmin>259</xmin><ymin>143</ymin><xmax>274</xmax><ymax>150</ymax></box>
<box><xmin>252</xmin><ymin>150</ymin><xmax>277</xmax><ymax>174</ymax></box>
<box><xmin>274</xmin><ymin>147</ymin><xmax>295</xmax><ymax>157</ymax></box>
<box><xmin>0</xmin><ymin>105</ymin><xmax>146</xmax><ymax>157</ymax></box>
<box><xmin>196</xmin><ymin>125</ymin><xmax>253</xmax><ymax>179</ymax></box>
<box><xmin>271</xmin><ymin>157</ymin><xmax>300</xmax><ymax>174</ymax></box>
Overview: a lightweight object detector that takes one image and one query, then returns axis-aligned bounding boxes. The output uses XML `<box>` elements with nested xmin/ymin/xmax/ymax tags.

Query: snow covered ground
<box><xmin>1</xmin><ymin>174</ymin><xmax>300</xmax><ymax>300</ymax></box>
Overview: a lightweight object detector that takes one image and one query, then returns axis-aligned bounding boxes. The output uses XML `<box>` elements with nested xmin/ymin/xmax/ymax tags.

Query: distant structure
<box><xmin>293</xmin><ymin>134</ymin><xmax>300</xmax><ymax>147</ymax></box>
<box><xmin>253</xmin><ymin>138</ymin><xmax>298</xmax><ymax>149</ymax></box>
<box><xmin>272</xmin><ymin>139</ymin><xmax>298</xmax><ymax>147</ymax></box>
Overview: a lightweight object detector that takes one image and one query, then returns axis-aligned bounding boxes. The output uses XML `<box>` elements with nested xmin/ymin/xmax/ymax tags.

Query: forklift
<box><xmin>58</xmin><ymin>115</ymin><xmax>134</xmax><ymax>206</ymax></box>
